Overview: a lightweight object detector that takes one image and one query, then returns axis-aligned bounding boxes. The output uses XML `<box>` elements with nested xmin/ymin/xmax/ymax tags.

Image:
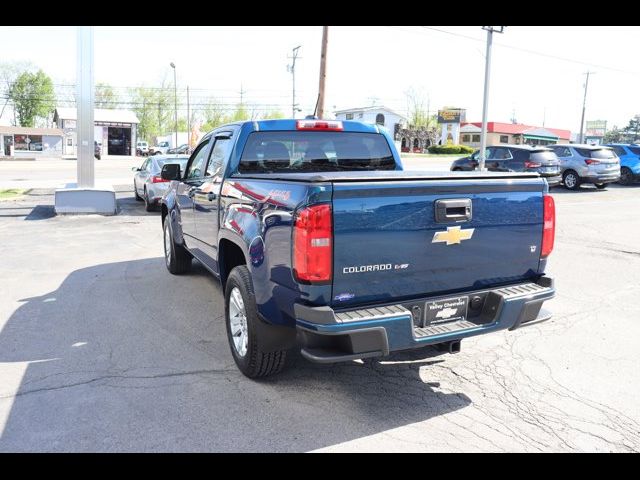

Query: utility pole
<box><xmin>187</xmin><ymin>85</ymin><xmax>190</xmax><ymax>150</ymax></box>
<box><xmin>170</xmin><ymin>62</ymin><xmax>178</xmax><ymax>150</ymax></box>
<box><xmin>478</xmin><ymin>26</ymin><xmax>505</xmax><ymax>171</ymax></box>
<box><xmin>287</xmin><ymin>46</ymin><xmax>302</xmax><ymax>118</ymax></box>
<box><xmin>239</xmin><ymin>83</ymin><xmax>245</xmax><ymax>105</ymax></box>
<box><xmin>317</xmin><ymin>26</ymin><xmax>329</xmax><ymax>119</ymax></box>
<box><xmin>579</xmin><ymin>71</ymin><xmax>595</xmax><ymax>144</ymax></box>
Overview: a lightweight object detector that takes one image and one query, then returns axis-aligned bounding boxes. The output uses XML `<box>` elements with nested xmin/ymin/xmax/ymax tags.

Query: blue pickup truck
<box><xmin>159</xmin><ymin>119</ymin><xmax>556</xmax><ymax>378</ymax></box>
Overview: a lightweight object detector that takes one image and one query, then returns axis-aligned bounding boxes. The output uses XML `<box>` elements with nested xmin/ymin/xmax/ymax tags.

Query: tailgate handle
<box><xmin>435</xmin><ymin>198</ymin><xmax>472</xmax><ymax>223</ymax></box>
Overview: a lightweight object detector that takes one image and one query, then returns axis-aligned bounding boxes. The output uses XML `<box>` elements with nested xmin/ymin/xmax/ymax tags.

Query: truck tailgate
<box><xmin>331</xmin><ymin>177</ymin><xmax>545</xmax><ymax>307</ymax></box>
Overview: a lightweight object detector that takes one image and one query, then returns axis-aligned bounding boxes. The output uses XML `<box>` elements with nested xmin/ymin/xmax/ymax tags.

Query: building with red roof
<box><xmin>459</xmin><ymin>121</ymin><xmax>572</xmax><ymax>148</ymax></box>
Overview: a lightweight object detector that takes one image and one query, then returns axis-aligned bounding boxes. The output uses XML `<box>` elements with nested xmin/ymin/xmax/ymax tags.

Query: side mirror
<box><xmin>161</xmin><ymin>163</ymin><xmax>181</xmax><ymax>181</ymax></box>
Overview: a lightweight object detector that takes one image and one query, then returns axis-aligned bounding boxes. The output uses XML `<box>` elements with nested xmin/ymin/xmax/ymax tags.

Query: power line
<box><xmin>407</xmin><ymin>26</ymin><xmax>640</xmax><ymax>75</ymax></box>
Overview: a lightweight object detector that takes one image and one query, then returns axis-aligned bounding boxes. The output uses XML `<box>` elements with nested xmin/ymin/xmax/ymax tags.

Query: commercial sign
<box><xmin>438</xmin><ymin>109</ymin><xmax>464</xmax><ymax>124</ymax></box>
<box><xmin>586</xmin><ymin>120</ymin><xmax>607</xmax><ymax>137</ymax></box>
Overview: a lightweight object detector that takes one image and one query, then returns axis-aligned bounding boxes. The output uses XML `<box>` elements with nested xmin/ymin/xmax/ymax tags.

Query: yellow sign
<box><xmin>432</xmin><ymin>226</ymin><xmax>475</xmax><ymax>245</ymax></box>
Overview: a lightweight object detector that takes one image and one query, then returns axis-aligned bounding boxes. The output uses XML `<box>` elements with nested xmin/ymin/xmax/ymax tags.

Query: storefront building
<box><xmin>53</xmin><ymin>108</ymin><xmax>139</xmax><ymax>156</ymax></box>
<box><xmin>459</xmin><ymin>122</ymin><xmax>571</xmax><ymax>147</ymax></box>
<box><xmin>0</xmin><ymin>126</ymin><xmax>64</xmax><ymax>157</ymax></box>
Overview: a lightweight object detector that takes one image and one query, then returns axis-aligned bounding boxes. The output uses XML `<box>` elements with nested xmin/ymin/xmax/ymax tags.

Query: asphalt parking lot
<box><xmin>1</xmin><ymin>162</ymin><xmax>639</xmax><ymax>452</ymax></box>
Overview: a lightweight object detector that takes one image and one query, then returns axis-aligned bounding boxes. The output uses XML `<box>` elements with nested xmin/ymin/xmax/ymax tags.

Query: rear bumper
<box><xmin>581</xmin><ymin>173</ymin><xmax>620</xmax><ymax>184</ymax></box>
<box><xmin>543</xmin><ymin>175</ymin><xmax>562</xmax><ymax>187</ymax></box>
<box><xmin>294</xmin><ymin>277</ymin><xmax>555</xmax><ymax>363</ymax></box>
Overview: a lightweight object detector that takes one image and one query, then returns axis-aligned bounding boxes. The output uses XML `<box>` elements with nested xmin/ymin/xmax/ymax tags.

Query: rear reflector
<box><xmin>151</xmin><ymin>175</ymin><xmax>168</xmax><ymax>183</ymax></box>
<box><xmin>584</xmin><ymin>158</ymin><xmax>600</xmax><ymax>165</ymax></box>
<box><xmin>293</xmin><ymin>204</ymin><xmax>332</xmax><ymax>283</ymax></box>
<box><xmin>296</xmin><ymin>120</ymin><xmax>343</xmax><ymax>131</ymax></box>
<box><xmin>541</xmin><ymin>194</ymin><xmax>555</xmax><ymax>257</ymax></box>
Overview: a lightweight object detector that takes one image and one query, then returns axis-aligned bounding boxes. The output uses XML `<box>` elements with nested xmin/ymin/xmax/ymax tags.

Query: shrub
<box><xmin>427</xmin><ymin>144</ymin><xmax>474</xmax><ymax>154</ymax></box>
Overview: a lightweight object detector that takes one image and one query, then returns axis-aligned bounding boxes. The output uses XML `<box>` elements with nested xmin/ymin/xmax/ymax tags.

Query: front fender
<box><xmin>161</xmin><ymin>188</ymin><xmax>185</xmax><ymax>245</ymax></box>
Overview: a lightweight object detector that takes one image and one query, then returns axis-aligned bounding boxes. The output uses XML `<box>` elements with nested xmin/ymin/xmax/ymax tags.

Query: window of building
<box><xmin>472</xmin><ymin>134</ymin><xmax>480</xmax><ymax>142</ymax></box>
<box><xmin>358</xmin><ymin>113</ymin><xmax>363</xmax><ymax>119</ymax></box>
<box><xmin>67</xmin><ymin>138</ymin><xmax>73</xmax><ymax>146</ymax></box>
<box><xmin>345</xmin><ymin>113</ymin><xmax>353</xmax><ymax>120</ymax></box>
<box><xmin>14</xmin><ymin>134</ymin><xmax>43</xmax><ymax>151</ymax></box>
<box><xmin>500</xmin><ymin>135</ymin><xmax>509</xmax><ymax>143</ymax></box>
<box><xmin>462</xmin><ymin>134</ymin><xmax>470</xmax><ymax>142</ymax></box>
<box><xmin>375</xmin><ymin>113</ymin><xmax>385</xmax><ymax>125</ymax></box>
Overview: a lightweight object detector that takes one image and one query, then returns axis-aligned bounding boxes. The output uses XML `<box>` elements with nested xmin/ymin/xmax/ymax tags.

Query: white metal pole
<box><xmin>478</xmin><ymin>28</ymin><xmax>493</xmax><ymax>172</ymax></box>
<box><xmin>76</xmin><ymin>26</ymin><xmax>95</xmax><ymax>188</ymax></box>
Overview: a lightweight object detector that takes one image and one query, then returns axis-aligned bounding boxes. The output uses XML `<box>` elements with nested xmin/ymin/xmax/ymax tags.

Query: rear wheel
<box><xmin>163</xmin><ymin>216</ymin><xmax>191</xmax><ymax>274</ymax></box>
<box><xmin>134</xmin><ymin>182</ymin><xmax>143</xmax><ymax>201</ymax></box>
<box><xmin>619</xmin><ymin>167</ymin><xmax>634</xmax><ymax>186</ymax></box>
<box><xmin>595</xmin><ymin>183</ymin><xmax>607</xmax><ymax>190</ymax></box>
<box><xmin>563</xmin><ymin>170</ymin><xmax>581</xmax><ymax>190</ymax></box>
<box><xmin>144</xmin><ymin>187</ymin><xmax>155</xmax><ymax>212</ymax></box>
<box><xmin>225</xmin><ymin>266</ymin><xmax>287</xmax><ymax>378</ymax></box>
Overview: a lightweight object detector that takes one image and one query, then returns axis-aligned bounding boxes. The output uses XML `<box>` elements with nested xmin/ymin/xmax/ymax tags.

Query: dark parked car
<box><xmin>450</xmin><ymin>145</ymin><xmax>562</xmax><ymax>187</ymax></box>
<box><xmin>94</xmin><ymin>141</ymin><xmax>101</xmax><ymax>160</ymax></box>
<box><xmin>167</xmin><ymin>144</ymin><xmax>190</xmax><ymax>155</ymax></box>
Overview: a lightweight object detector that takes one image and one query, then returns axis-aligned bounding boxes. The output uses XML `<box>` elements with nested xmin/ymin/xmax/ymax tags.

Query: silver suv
<box><xmin>548</xmin><ymin>144</ymin><xmax>620</xmax><ymax>190</ymax></box>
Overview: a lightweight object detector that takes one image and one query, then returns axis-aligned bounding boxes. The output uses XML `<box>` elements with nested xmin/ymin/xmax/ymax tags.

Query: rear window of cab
<box><xmin>238</xmin><ymin>131</ymin><xmax>395</xmax><ymax>173</ymax></box>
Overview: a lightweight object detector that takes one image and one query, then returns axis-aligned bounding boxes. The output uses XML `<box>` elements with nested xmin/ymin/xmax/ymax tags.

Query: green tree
<box><xmin>95</xmin><ymin>82</ymin><xmax>119</xmax><ymax>109</ymax></box>
<box><xmin>623</xmin><ymin>115</ymin><xmax>640</xmax><ymax>142</ymax></box>
<box><xmin>230</xmin><ymin>103</ymin><xmax>249</xmax><ymax>122</ymax></box>
<box><xmin>603</xmin><ymin>126</ymin><xmax>623</xmax><ymax>143</ymax></box>
<box><xmin>130</xmin><ymin>83</ymin><xmax>173</xmax><ymax>143</ymax></box>
<box><xmin>200</xmin><ymin>98</ymin><xmax>227</xmax><ymax>132</ymax></box>
<box><xmin>8</xmin><ymin>69</ymin><xmax>55</xmax><ymax>127</ymax></box>
<box><xmin>261</xmin><ymin>110</ymin><xmax>285</xmax><ymax>119</ymax></box>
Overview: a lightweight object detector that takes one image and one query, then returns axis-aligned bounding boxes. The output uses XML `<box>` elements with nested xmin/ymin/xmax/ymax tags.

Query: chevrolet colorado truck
<box><xmin>159</xmin><ymin>119</ymin><xmax>556</xmax><ymax>378</ymax></box>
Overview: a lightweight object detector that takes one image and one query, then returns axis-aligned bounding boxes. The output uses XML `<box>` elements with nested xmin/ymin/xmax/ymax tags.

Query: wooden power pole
<box><xmin>317</xmin><ymin>26</ymin><xmax>328</xmax><ymax>119</ymax></box>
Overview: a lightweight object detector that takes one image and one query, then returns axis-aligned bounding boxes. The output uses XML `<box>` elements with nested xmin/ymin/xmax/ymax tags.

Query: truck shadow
<box><xmin>0</xmin><ymin>258</ymin><xmax>470</xmax><ymax>452</ymax></box>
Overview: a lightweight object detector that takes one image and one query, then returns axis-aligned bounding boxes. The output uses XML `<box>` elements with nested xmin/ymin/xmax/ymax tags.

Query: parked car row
<box><xmin>450</xmin><ymin>143</ymin><xmax>639</xmax><ymax>190</ymax></box>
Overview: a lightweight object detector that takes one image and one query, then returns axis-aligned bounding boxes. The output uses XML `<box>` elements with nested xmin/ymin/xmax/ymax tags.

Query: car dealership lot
<box><xmin>0</xmin><ymin>162</ymin><xmax>639</xmax><ymax>451</ymax></box>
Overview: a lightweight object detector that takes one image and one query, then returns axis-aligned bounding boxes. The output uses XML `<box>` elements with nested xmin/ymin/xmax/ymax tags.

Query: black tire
<box><xmin>225</xmin><ymin>266</ymin><xmax>287</xmax><ymax>378</ymax></box>
<box><xmin>563</xmin><ymin>170</ymin><xmax>581</xmax><ymax>190</ymax></box>
<box><xmin>163</xmin><ymin>216</ymin><xmax>191</xmax><ymax>274</ymax></box>
<box><xmin>451</xmin><ymin>167</ymin><xmax>462</xmax><ymax>172</ymax></box>
<box><xmin>144</xmin><ymin>188</ymin><xmax>155</xmax><ymax>212</ymax></box>
<box><xmin>595</xmin><ymin>183</ymin><xmax>607</xmax><ymax>190</ymax></box>
<box><xmin>619</xmin><ymin>167</ymin><xmax>634</xmax><ymax>186</ymax></box>
<box><xmin>134</xmin><ymin>180</ymin><xmax>143</xmax><ymax>201</ymax></box>
<box><xmin>154</xmin><ymin>151</ymin><xmax>161</xmax><ymax>155</ymax></box>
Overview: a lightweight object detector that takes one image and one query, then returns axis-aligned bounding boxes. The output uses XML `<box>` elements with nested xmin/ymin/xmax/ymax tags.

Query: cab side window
<box><xmin>185</xmin><ymin>139</ymin><xmax>211</xmax><ymax>180</ymax></box>
<box><xmin>206</xmin><ymin>136</ymin><xmax>233</xmax><ymax>178</ymax></box>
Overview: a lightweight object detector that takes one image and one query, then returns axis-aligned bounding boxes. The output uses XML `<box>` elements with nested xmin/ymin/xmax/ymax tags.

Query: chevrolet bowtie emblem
<box><xmin>432</xmin><ymin>226</ymin><xmax>475</xmax><ymax>245</ymax></box>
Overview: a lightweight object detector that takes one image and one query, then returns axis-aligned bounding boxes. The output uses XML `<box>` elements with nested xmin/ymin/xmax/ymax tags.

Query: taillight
<box><xmin>584</xmin><ymin>158</ymin><xmax>600</xmax><ymax>165</ymax></box>
<box><xmin>541</xmin><ymin>194</ymin><xmax>555</xmax><ymax>257</ymax></box>
<box><xmin>296</xmin><ymin>120</ymin><xmax>343</xmax><ymax>131</ymax></box>
<box><xmin>151</xmin><ymin>175</ymin><xmax>168</xmax><ymax>183</ymax></box>
<box><xmin>293</xmin><ymin>204</ymin><xmax>332</xmax><ymax>283</ymax></box>
<box><xmin>525</xmin><ymin>161</ymin><xmax>542</xmax><ymax>168</ymax></box>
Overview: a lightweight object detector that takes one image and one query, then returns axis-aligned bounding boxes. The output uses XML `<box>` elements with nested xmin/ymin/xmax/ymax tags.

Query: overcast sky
<box><xmin>1</xmin><ymin>26</ymin><xmax>639</xmax><ymax>132</ymax></box>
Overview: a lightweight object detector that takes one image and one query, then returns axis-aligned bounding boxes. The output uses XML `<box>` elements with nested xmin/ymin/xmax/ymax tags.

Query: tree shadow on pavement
<box><xmin>0</xmin><ymin>258</ymin><xmax>470</xmax><ymax>452</ymax></box>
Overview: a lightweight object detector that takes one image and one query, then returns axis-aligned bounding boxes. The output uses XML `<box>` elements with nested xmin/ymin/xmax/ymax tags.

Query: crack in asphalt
<box><xmin>1</xmin><ymin>368</ymin><xmax>234</xmax><ymax>400</ymax></box>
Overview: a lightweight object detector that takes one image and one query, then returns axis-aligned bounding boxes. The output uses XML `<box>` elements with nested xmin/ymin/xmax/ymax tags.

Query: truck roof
<box><xmin>210</xmin><ymin>119</ymin><xmax>382</xmax><ymax>134</ymax></box>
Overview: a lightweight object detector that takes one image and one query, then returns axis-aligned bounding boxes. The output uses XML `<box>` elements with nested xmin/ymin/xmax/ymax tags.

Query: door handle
<box><xmin>435</xmin><ymin>198</ymin><xmax>472</xmax><ymax>223</ymax></box>
<box><xmin>207</xmin><ymin>192</ymin><xmax>216</xmax><ymax>202</ymax></box>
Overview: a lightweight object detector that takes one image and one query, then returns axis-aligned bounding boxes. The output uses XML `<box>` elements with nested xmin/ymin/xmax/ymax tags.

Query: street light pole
<box><xmin>287</xmin><ymin>46</ymin><xmax>301</xmax><ymax>118</ymax></box>
<box><xmin>478</xmin><ymin>26</ymin><xmax>504</xmax><ymax>171</ymax></box>
<box><xmin>579</xmin><ymin>71</ymin><xmax>595</xmax><ymax>144</ymax></box>
<box><xmin>170</xmin><ymin>62</ymin><xmax>178</xmax><ymax>150</ymax></box>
